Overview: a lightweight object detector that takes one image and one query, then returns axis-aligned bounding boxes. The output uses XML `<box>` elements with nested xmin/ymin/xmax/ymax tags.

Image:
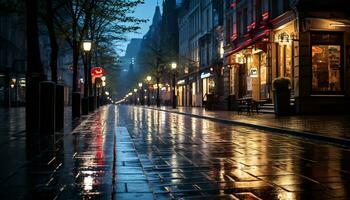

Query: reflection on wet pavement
<box><xmin>157</xmin><ymin>107</ymin><xmax>350</xmax><ymax>140</ymax></box>
<box><xmin>122</xmin><ymin>106</ymin><xmax>350</xmax><ymax>200</ymax></box>
<box><xmin>0</xmin><ymin>105</ymin><xmax>349</xmax><ymax>199</ymax></box>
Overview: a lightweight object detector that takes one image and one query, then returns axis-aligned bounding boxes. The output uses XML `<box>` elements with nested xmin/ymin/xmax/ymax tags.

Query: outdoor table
<box><xmin>236</xmin><ymin>97</ymin><xmax>253</xmax><ymax>114</ymax></box>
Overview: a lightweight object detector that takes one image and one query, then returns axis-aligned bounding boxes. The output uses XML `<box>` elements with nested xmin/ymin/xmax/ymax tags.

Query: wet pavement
<box><xmin>150</xmin><ymin>106</ymin><xmax>350</xmax><ymax>141</ymax></box>
<box><xmin>1</xmin><ymin>105</ymin><xmax>350</xmax><ymax>199</ymax></box>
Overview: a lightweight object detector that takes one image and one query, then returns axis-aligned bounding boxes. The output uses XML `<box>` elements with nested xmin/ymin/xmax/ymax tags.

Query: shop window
<box><xmin>209</xmin><ymin>79</ymin><xmax>215</xmax><ymax>93</ymax></box>
<box><xmin>230</xmin><ymin>67</ymin><xmax>235</xmax><ymax>95</ymax></box>
<box><xmin>312</xmin><ymin>45</ymin><xmax>342</xmax><ymax>93</ymax></box>
<box><xmin>278</xmin><ymin>43</ymin><xmax>293</xmax><ymax>85</ymax></box>
<box><xmin>192</xmin><ymin>82</ymin><xmax>196</xmax><ymax>95</ymax></box>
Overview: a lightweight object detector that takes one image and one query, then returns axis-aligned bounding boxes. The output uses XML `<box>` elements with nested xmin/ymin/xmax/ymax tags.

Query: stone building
<box><xmin>223</xmin><ymin>0</ymin><xmax>350</xmax><ymax>113</ymax></box>
<box><xmin>177</xmin><ymin>0</ymin><xmax>225</xmax><ymax>107</ymax></box>
<box><xmin>0</xmin><ymin>1</ymin><xmax>76</xmax><ymax>107</ymax></box>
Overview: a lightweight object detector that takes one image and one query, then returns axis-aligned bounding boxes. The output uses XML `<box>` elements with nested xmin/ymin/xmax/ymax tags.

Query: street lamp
<box><xmin>83</xmin><ymin>40</ymin><xmax>92</xmax><ymax>51</ymax></box>
<box><xmin>138</xmin><ymin>82</ymin><xmax>145</xmax><ymax>105</ymax></box>
<box><xmin>145</xmin><ymin>76</ymin><xmax>152</xmax><ymax>106</ymax></box>
<box><xmin>171</xmin><ymin>62</ymin><xmax>177</xmax><ymax>109</ymax></box>
<box><xmin>82</xmin><ymin>40</ymin><xmax>92</xmax><ymax>115</ymax></box>
<box><xmin>171</xmin><ymin>62</ymin><xmax>177</xmax><ymax>70</ymax></box>
<box><xmin>133</xmin><ymin>88</ymin><xmax>138</xmax><ymax>105</ymax></box>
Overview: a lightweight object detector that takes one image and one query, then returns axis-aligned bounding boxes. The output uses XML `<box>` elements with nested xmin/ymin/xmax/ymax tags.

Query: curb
<box><xmin>141</xmin><ymin>106</ymin><xmax>350</xmax><ymax>147</ymax></box>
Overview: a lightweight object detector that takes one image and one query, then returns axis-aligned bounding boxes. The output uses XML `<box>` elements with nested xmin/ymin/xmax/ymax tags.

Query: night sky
<box><xmin>121</xmin><ymin>0</ymin><xmax>162</xmax><ymax>56</ymax></box>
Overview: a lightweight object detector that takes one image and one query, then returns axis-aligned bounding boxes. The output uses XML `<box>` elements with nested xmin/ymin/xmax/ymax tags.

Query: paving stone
<box><xmin>1</xmin><ymin>105</ymin><xmax>350</xmax><ymax>199</ymax></box>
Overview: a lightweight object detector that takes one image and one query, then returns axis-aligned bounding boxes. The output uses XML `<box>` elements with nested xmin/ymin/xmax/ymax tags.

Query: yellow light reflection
<box><xmin>83</xmin><ymin>175</ymin><xmax>93</xmax><ymax>191</ymax></box>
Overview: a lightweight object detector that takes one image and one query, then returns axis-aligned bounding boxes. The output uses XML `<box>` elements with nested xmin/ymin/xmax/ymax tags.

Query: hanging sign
<box><xmin>200</xmin><ymin>72</ymin><xmax>212</xmax><ymax>79</ymax></box>
<box><xmin>91</xmin><ymin>67</ymin><xmax>105</xmax><ymax>78</ymax></box>
<box><xmin>250</xmin><ymin>68</ymin><xmax>258</xmax><ymax>77</ymax></box>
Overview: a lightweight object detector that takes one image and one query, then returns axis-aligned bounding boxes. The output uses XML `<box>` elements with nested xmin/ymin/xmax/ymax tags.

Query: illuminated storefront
<box><xmin>226</xmin><ymin>40</ymin><xmax>270</xmax><ymax>101</ymax></box>
<box><xmin>201</xmin><ymin>72</ymin><xmax>216</xmax><ymax>98</ymax></box>
<box><xmin>177</xmin><ymin>80</ymin><xmax>185</xmax><ymax>106</ymax></box>
<box><xmin>294</xmin><ymin>18</ymin><xmax>350</xmax><ymax>113</ymax></box>
<box><xmin>224</xmin><ymin>13</ymin><xmax>350</xmax><ymax>113</ymax></box>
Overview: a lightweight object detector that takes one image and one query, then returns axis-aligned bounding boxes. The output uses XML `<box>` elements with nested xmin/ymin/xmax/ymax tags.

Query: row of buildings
<box><xmin>0</xmin><ymin>1</ymin><xmax>80</xmax><ymax>107</ymax></box>
<box><xmin>174</xmin><ymin>0</ymin><xmax>350</xmax><ymax>113</ymax></box>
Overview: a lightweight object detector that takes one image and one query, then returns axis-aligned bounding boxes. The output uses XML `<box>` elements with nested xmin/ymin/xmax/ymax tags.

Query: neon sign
<box><xmin>91</xmin><ymin>67</ymin><xmax>105</xmax><ymax>78</ymax></box>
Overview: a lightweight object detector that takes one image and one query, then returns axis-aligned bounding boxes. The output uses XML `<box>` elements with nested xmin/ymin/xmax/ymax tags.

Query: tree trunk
<box><xmin>156</xmin><ymin>76</ymin><xmax>160</xmax><ymax>107</ymax></box>
<box><xmin>25</xmin><ymin>0</ymin><xmax>45</xmax><ymax>132</ymax></box>
<box><xmin>156</xmin><ymin>58</ymin><xmax>161</xmax><ymax>107</ymax></box>
<box><xmin>46</xmin><ymin>0</ymin><xmax>58</xmax><ymax>83</ymax></box>
<box><xmin>72</xmin><ymin>22</ymin><xmax>79</xmax><ymax>92</ymax></box>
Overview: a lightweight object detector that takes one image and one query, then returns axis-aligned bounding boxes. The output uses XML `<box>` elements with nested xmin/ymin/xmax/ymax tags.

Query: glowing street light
<box><xmin>146</xmin><ymin>75</ymin><xmax>152</xmax><ymax>82</ymax></box>
<box><xmin>83</xmin><ymin>40</ymin><xmax>92</xmax><ymax>52</ymax></box>
<box><xmin>171</xmin><ymin>62</ymin><xmax>177</xmax><ymax>109</ymax></box>
<box><xmin>171</xmin><ymin>62</ymin><xmax>177</xmax><ymax>70</ymax></box>
<box><xmin>138</xmin><ymin>83</ymin><xmax>143</xmax><ymax>88</ymax></box>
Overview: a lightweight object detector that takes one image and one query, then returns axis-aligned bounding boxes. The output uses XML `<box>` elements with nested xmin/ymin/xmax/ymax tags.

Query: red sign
<box><xmin>91</xmin><ymin>67</ymin><xmax>105</xmax><ymax>78</ymax></box>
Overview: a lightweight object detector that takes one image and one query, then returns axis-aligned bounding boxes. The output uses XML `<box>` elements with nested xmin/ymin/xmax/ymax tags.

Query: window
<box><xmin>312</xmin><ymin>45</ymin><xmax>342</xmax><ymax>93</ymax></box>
<box><xmin>283</xmin><ymin>0</ymin><xmax>290</xmax><ymax>11</ymax></box>
<box><xmin>192</xmin><ymin>82</ymin><xmax>196</xmax><ymax>95</ymax></box>
<box><xmin>219</xmin><ymin>41</ymin><xmax>224</xmax><ymax>58</ymax></box>
<box><xmin>242</xmin><ymin>8</ymin><xmax>248</xmax><ymax>34</ymax></box>
<box><xmin>255</xmin><ymin>0</ymin><xmax>262</xmax><ymax>24</ymax></box>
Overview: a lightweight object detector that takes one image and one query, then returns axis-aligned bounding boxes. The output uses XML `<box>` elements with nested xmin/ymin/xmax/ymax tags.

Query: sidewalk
<box><xmin>145</xmin><ymin>106</ymin><xmax>350</xmax><ymax>145</ymax></box>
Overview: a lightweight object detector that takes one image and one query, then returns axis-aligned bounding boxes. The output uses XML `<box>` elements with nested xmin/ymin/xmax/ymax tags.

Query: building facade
<box><xmin>223</xmin><ymin>0</ymin><xmax>350</xmax><ymax>113</ymax></box>
<box><xmin>0</xmin><ymin>11</ymin><xmax>27</xmax><ymax>107</ymax></box>
<box><xmin>0</xmin><ymin>2</ymin><xmax>76</xmax><ymax>107</ymax></box>
<box><xmin>177</xmin><ymin>0</ymin><xmax>225</xmax><ymax>107</ymax></box>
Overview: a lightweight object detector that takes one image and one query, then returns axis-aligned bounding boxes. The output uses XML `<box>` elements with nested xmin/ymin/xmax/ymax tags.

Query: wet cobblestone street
<box><xmin>1</xmin><ymin>105</ymin><xmax>350</xmax><ymax>199</ymax></box>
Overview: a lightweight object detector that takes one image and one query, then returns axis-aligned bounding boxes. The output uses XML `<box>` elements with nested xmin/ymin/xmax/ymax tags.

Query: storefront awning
<box><xmin>200</xmin><ymin>72</ymin><xmax>213</xmax><ymax>79</ymax></box>
<box><xmin>225</xmin><ymin>30</ymin><xmax>270</xmax><ymax>57</ymax></box>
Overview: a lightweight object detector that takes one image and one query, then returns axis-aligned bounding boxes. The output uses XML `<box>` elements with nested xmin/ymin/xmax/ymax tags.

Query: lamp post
<box><xmin>128</xmin><ymin>92</ymin><xmax>133</xmax><ymax>105</ymax></box>
<box><xmin>138</xmin><ymin>82</ymin><xmax>144</xmax><ymax>105</ymax></box>
<box><xmin>171</xmin><ymin>62</ymin><xmax>177</xmax><ymax>109</ymax></box>
<box><xmin>133</xmin><ymin>88</ymin><xmax>138</xmax><ymax>105</ymax></box>
<box><xmin>100</xmin><ymin>76</ymin><xmax>106</xmax><ymax>106</ymax></box>
<box><xmin>146</xmin><ymin>76</ymin><xmax>152</xmax><ymax>106</ymax></box>
<box><xmin>82</xmin><ymin>40</ymin><xmax>92</xmax><ymax>115</ymax></box>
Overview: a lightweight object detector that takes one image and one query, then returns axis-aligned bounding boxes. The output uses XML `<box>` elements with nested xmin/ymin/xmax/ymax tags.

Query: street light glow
<box><xmin>138</xmin><ymin>83</ymin><xmax>143</xmax><ymax>88</ymax></box>
<box><xmin>105</xmin><ymin>91</ymin><xmax>110</xmax><ymax>96</ymax></box>
<box><xmin>171</xmin><ymin>62</ymin><xmax>177</xmax><ymax>69</ymax></box>
<box><xmin>134</xmin><ymin>88</ymin><xmax>137</xmax><ymax>92</ymax></box>
<box><xmin>146</xmin><ymin>76</ymin><xmax>152</xmax><ymax>82</ymax></box>
<box><xmin>101</xmin><ymin>76</ymin><xmax>106</xmax><ymax>81</ymax></box>
<box><xmin>83</xmin><ymin>40</ymin><xmax>92</xmax><ymax>51</ymax></box>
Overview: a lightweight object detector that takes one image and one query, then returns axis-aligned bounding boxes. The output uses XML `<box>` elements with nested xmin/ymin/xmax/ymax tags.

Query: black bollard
<box><xmin>56</xmin><ymin>84</ymin><xmax>64</xmax><ymax>131</ymax></box>
<box><xmin>88</xmin><ymin>96</ymin><xmax>95</xmax><ymax>112</ymax></box>
<box><xmin>96</xmin><ymin>95</ymin><xmax>100</xmax><ymax>108</ymax></box>
<box><xmin>82</xmin><ymin>97</ymin><xmax>89</xmax><ymax>115</ymax></box>
<box><xmin>72</xmin><ymin>92</ymin><xmax>81</xmax><ymax>118</ymax></box>
<box><xmin>39</xmin><ymin>81</ymin><xmax>56</xmax><ymax>134</ymax></box>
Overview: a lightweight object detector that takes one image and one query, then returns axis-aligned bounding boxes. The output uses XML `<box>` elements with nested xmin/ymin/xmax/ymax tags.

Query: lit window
<box><xmin>192</xmin><ymin>82</ymin><xmax>196</xmax><ymax>95</ymax></box>
<box><xmin>312</xmin><ymin>45</ymin><xmax>342</xmax><ymax>92</ymax></box>
<box><xmin>219</xmin><ymin>41</ymin><xmax>224</xmax><ymax>58</ymax></box>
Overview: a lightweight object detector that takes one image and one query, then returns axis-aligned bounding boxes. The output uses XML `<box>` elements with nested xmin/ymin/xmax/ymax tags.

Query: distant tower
<box><xmin>160</xmin><ymin>0</ymin><xmax>179</xmax><ymax>60</ymax></box>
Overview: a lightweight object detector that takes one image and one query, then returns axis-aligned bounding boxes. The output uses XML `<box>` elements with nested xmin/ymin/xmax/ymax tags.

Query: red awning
<box><xmin>225</xmin><ymin>29</ymin><xmax>270</xmax><ymax>57</ymax></box>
